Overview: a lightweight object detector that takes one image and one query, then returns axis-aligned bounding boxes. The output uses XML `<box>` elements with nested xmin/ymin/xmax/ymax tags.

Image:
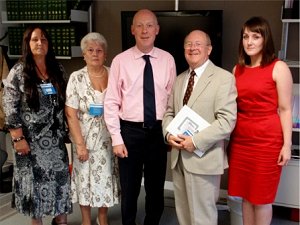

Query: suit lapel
<box><xmin>188</xmin><ymin>61</ymin><xmax>214</xmax><ymax>107</ymax></box>
<box><xmin>175</xmin><ymin>70</ymin><xmax>189</xmax><ymax>112</ymax></box>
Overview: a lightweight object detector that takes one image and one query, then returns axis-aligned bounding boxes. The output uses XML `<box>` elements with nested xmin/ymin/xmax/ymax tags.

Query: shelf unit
<box><xmin>4</xmin><ymin>46</ymin><xmax>83</xmax><ymax>60</ymax></box>
<box><xmin>274</xmin><ymin>8</ymin><xmax>299</xmax><ymax>209</ymax></box>
<box><xmin>1</xmin><ymin>7</ymin><xmax>92</xmax><ymax>59</ymax></box>
<box><xmin>1</xmin><ymin>9</ymin><xmax>89</xmax><ymax>24</ymax></box>
<box><xmin>278</xmin><ymin>6</ymin><xmax>300</xmax><ymax>67</ymax></box>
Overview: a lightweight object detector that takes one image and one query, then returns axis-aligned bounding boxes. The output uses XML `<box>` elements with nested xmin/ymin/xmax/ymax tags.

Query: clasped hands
<box><xmin>167</xmin><ymin>134</ymin><xmax>196</xmax><ymax>152</ymax></box>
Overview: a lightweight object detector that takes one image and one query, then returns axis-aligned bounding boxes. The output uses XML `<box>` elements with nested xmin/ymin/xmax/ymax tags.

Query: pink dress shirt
<box><xmin>104</xmin><ymin>46</ymin><xmax>177</xmax><ymax>146</ymax></box>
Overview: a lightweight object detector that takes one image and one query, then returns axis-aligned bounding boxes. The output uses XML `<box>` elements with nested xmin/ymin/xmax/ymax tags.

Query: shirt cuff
<box><xmin>111</xmin><ymin>133</ymin><xmax>124</xmax><ymax>146</ymax></box>
<box><xmin>165</xmin><ymin>132</ymin><xmax>171</xmax><ymax>143</ymax></box>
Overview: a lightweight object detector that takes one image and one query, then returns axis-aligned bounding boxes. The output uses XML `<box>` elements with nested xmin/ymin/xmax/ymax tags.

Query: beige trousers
<box><xmin>172</xmin><ymin>156</ymin><xmax>221</xmax><ymax>225</ymax></box>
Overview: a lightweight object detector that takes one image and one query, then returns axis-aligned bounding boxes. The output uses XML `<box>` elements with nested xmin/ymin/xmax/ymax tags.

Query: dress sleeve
<box><xmin>65</xmin><ymin>73</ymin><xmax>79</xmax><ymax>109</ymax></box>
<box><xmin>2</xmin><ymin>63</ymin><xmax>24</xmax><ymax>129</ymax></box>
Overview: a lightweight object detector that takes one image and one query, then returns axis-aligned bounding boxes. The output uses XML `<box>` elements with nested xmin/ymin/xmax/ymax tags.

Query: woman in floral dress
<box><xmin>65</xmin><ymin>32</ymin><xmax>120</xmax><ymax>225</ymax></box>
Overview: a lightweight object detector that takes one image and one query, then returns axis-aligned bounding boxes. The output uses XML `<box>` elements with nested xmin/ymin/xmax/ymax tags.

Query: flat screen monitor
<box><xmin>121</xmin><ymin>10</ymin><xmax>223</xmax><ymax>74</ymax></box>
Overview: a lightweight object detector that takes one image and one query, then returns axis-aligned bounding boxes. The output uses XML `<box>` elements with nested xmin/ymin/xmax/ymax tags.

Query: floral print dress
<box><xmin>2</xmin><ymin>62</ymin><xmax>72</xmax><ymax>218</ymax></box>
<box><xmin>66</xmin><ymin>66</ymin><xmax>120</xmax><ymax>207</ymax></box>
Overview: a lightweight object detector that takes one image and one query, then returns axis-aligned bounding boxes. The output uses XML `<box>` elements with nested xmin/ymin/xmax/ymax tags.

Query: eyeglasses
<box><xmin>86</xmin><ymin>48</ymin><xmax>103</xmax><ymax>55</ymax></box>
<box><xmin>184</xmin><ymin>42</ymin><xmax>210</xmax><ymax>49</ymax></box>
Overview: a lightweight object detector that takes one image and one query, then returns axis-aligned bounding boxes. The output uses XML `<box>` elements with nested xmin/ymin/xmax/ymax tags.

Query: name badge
<box><xmin>89</xmin><ymin>103</ymin><xmax>103</xmax><ymax>116</ymax></box>
<box><xmin>40</xmin><ymin>83</ymin><xmax>57</xmax><ymax>95</ymax></box>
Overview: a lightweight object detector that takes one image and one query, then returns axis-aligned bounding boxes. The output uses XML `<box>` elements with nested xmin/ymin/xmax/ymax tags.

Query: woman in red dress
<box><xmin>228</xmin><ymin>17</ymin><xmax>293</xmax><ymax>225</ymax></box>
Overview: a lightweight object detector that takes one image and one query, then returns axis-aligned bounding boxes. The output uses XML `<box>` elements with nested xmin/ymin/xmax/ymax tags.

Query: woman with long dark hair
<box><xmin>2</xmin><ymin>25</ymin><xmax>72</xmax><ymax>225</ymax></box>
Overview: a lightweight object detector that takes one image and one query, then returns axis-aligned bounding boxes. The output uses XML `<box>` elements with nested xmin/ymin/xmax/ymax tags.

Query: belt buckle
<box><xmin>142</xmin><ymin>122</ymin><xmax>155</xmax><ymax>129</ymax></box>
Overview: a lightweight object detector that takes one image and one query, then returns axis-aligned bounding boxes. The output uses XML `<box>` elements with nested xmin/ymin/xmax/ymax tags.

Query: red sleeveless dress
<box><xmin>228</xmin><ymin>59</ymin><xmax>283</xmax><ymax>204</ymax></box>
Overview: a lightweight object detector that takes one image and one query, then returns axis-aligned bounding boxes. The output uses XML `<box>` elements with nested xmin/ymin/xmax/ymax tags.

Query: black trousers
<box><xmin>119</xmin><ymin>120</ymin><xmax>167</xmax><ymax>225</ymax></box>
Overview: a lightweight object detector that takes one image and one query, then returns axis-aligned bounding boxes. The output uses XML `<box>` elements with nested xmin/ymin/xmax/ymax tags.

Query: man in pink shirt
<box><xmin>104</xmin><ymin>9</ymin><xmax>176</xmax><ymax>225</ymax></box>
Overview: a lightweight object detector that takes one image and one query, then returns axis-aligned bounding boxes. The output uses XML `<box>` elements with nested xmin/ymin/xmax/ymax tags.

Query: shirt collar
<box><xmin>132</xmin><ymin>45</ymin><xmax>158</xmax><ymax>59</ymax></box>
<box><xmin>189</xmin><ymin>59</ymin><xmax>210</xmax><ymax>77</ymax></box>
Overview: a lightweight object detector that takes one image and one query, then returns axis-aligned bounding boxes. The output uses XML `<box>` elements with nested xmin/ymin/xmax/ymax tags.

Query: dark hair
<box><xmin>238</xmin><ymin>16</ymin><xmax>276</xmax><ymax>67</ymax></box>
<box><xmin>20</xmin><ymin>25</ymin><xmax>66</xmax><ymax>111</ymax></box>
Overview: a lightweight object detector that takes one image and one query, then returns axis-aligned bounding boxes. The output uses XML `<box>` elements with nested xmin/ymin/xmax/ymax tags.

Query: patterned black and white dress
<box><xmin>2</xmin><ymin>62</ymin><xmax>72</xmax><ymax>218</ymax></box>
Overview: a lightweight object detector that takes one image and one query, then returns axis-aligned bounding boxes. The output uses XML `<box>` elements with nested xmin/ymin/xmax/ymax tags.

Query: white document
<box><xmin>166</xmin><ymin>105</ymin><xmax>211</xmax><ymax>157</ymax></box>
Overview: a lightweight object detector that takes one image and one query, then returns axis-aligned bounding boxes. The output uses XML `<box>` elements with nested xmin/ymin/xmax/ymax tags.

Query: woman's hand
<box><xmin>14</xmin><ymin>139</ymin><xmax>30</xmax><ymax>156</ymax></box>
<box><xmin>10</xmin><ymin>129</ymin><xmax>30</xmax><ymax>156</ymax></box>
<box><xmin>76</xmin><ymin>144</ymin><xmax>89</xmax><ymax>162</ymax></box>
<box><xmin>277</xmin><ymin>145</ymin><xmax>291</xmax><ymax>166</ymax></box>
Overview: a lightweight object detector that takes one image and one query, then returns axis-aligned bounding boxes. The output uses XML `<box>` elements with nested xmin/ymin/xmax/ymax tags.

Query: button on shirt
<box><xmin>104</xmin><ymin>46</ymin><xmax>177</xmax><ymax>146</ymax></box>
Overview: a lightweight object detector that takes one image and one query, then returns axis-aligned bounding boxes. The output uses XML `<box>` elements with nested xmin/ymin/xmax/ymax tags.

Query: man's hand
<box><xmin>177</xmin><ymin>134</ymin><xmax>196</xmax><ymax>153</ymax></box>
<box><xmin>167</xmin><ymin>134</ymin><xmax>184</xmax><ymax>149</ymax></box>
<box><xmin>113</xmin><ymin>144</ymin><xmax>128</xmax><ymax>158</ymax></box>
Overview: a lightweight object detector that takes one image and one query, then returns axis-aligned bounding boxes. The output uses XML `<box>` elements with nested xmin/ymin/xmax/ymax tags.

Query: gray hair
<box><xmin>80</xmin><ymin>32</ymin><xmax>108</xmax><ymax>53</ymax></box>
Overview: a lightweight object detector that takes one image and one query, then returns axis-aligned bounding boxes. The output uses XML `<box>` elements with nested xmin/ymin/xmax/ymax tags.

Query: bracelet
<box><xmin>12</xmin><ymin>135</ymin><xmax>25</xmax><ymax>143</ymax></box>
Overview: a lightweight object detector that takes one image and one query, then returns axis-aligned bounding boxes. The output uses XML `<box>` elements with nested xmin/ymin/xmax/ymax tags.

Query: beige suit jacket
<box><xmin>162</xmin><ymin>61</ymin><xmax>237</xmax><ymax>175</ymax></box>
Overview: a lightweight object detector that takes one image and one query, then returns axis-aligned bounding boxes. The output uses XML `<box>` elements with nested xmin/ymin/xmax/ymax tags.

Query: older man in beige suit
<box><xmin>162</xmin><ymin>30</ymin><xmax>237</xmax><ymax>225</ymax></box>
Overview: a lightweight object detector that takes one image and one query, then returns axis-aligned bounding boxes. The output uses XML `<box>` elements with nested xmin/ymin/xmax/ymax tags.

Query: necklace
<box><xmin>88</xmin><ymin>67</ymin><xmax>106</xmax><ymax>78</ymax></box>
<box><xmin>35</xmin><ymin>65</ymin><xmax>48</xmax><ymax>80</ymax></box>
<box><xmin>90</xmin><ymin>74</ymin><xmax>105</xmax><ymax>78</ymax></box>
